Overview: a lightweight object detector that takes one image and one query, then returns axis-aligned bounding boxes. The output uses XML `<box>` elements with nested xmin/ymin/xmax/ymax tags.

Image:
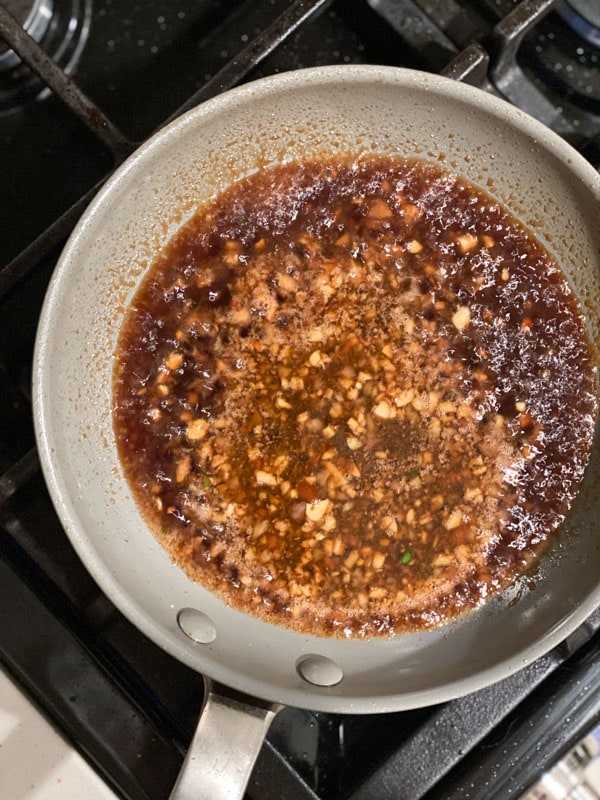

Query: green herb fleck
<box><xmin>406</xmin><ymin>467</ymin><xmax>420</xmax><ymax>481</ymax></box>
<box><xmin>203</xmin><ymin>475</ymin><xmax>211</xmax><ymax>488</ymax></box>
<box><xmin>401</xmin><ymin>550</ymin><xmax>413</xmax><ymax>565</ymax></box>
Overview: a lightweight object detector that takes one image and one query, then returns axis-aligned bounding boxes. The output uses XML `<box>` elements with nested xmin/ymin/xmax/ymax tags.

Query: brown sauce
<box><xmin>113</xmin><ymin>157</ymin><xmax>597</xmax><ymax>638</ymax></box>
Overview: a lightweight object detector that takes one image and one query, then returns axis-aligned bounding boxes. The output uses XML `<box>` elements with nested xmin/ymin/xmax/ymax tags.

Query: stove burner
<box><xmin>526</xmin><ymin>10</ymin><xmax>600</xmax><ymax>122</ymax></box>
<box><xmin>558</xmin><ymin>0</ymin><xmax>600</xmax><ymax>48</ymax></box>
<box><xmin>0</xmin><ymin>0</ymin><xmax>91</xmax><ymax>109</ymax></box>
<box><xmin>0</xmin><ymin>0</ymin><xmax>53</xmax><ymax>70</ymax></box>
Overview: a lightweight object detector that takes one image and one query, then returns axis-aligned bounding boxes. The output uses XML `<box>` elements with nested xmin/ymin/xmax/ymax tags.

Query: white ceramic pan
<box><xmin>32</xmin><ymin>65</ymin><xmax>600</xmax><ymax>799</ymax></box>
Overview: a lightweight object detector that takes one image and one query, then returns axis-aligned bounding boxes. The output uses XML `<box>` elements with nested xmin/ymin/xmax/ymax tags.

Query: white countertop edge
<box><xmin>0</xmin><ymin>665</ymin><xmax>119</xmax><ymax>800</ymax></box>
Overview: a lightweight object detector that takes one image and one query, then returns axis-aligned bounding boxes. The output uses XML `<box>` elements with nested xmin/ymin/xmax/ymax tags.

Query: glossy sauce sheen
<box><xmin>113</xmin><ymin>158</ymin><xmax>597</xmax><ymax>638</ymax></box>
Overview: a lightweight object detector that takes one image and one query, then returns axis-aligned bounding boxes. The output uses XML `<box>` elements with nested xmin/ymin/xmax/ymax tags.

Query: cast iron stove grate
<box><xmin>0</xmin><ymin>1</ymin><xmax>599</xmax><ymax>798</ymax></box>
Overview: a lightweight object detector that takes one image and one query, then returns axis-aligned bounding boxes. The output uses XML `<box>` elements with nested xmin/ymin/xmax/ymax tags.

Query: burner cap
<box><xmin>0</xmin><ymin>0</ymin><xmax>53</xmax><ymax>69</ymax></box>
<box><xmin>558</xmin><ymin>0</ymin><xmax>600</xmax><ymax>47</ymax></box>
<box><xmin>0</xmin><ymin>0</ymin><xmax>91</xmax><ymax>109</ymax></box>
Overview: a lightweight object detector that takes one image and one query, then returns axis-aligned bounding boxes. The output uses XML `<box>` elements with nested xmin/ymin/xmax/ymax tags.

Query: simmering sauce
<box><xmin>113</xmin><ymin>158</ymin><xmax>597</xmax><ymax>637</ymax></box>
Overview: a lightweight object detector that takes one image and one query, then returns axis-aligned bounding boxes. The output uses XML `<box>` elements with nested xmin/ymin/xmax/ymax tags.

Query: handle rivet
<box><xmin>177</xmin><ymin>608</ymin><xmax>217</xmax><ymax>644</ymax></box>
<box><xmin>296</xmin><ymin>655</ymin><xmax>343</xmax><ymax>687</ymax></box>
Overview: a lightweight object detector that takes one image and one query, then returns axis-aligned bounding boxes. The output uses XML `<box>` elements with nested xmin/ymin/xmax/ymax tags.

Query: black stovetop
<box><xmin>1</xmin><ymin>2</ymin><xmax>599</xmax><ymax>799</ymax></box>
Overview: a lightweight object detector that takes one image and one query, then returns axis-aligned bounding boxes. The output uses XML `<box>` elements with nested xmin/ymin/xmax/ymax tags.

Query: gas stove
<box><xmin>1</xmin><ymin>2</ymin><xmax>599</xmax><ymax>799</ymax></box>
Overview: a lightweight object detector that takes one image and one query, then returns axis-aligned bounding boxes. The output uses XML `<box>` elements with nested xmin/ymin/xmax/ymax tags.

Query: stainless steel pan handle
<box><xmin>169</xmin><ymin>678</ymin><xmax>283</xmax><ymax>800</ymax></box>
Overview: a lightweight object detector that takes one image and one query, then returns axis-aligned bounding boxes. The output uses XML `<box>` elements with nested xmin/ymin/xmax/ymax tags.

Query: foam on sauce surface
<box><xmin>113</xmin><ymin>158</ymin><xmax>597</xmax><ymax>637</ymax></box>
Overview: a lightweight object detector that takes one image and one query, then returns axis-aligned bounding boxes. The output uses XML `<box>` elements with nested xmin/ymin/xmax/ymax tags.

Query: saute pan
<box><xmin>33</xmin><ymin>65</ymin><xmax>600</xmax><ymax>799</ymax></box>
